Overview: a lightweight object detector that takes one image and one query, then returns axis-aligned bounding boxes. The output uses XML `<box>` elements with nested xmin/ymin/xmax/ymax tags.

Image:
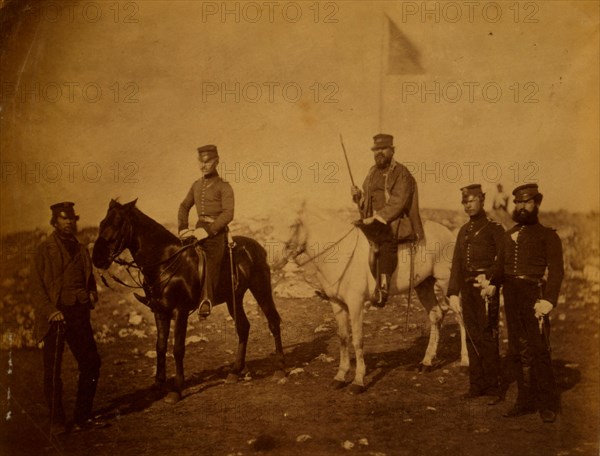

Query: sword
<box><xmin>339</xmin><ymin>134</ymin><xmax>356</xmax><ymax>187</ymax></box>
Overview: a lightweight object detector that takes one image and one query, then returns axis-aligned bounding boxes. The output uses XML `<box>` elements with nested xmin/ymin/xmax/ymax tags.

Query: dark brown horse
<box><xmin>92</xmin><ymin>199</ymin><xmax>285</xmax><ymax>403</ymax></box>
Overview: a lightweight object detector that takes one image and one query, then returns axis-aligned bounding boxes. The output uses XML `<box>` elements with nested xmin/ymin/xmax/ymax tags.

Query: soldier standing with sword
<box><xmin>447</xmin><ymin>185</ymin><xmax>504</xmax><ymax>404</ymax></box>
<box><xmin>499</xmin><ymin>184</ymin><xmax>564</xmax><ymax>423</ymax></box>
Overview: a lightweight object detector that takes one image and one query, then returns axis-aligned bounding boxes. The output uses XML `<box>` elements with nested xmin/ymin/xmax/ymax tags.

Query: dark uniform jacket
<box><xmin>32</xmin><ymin>232</ymin><xmax>97</xmax><ymax>342</ymax></box>
<box><xmin>358</xmin><ymin>160</ymin><xmax>425</xmax><ymax>242</ymax></box>
<box><xmin>178</xmin><ymin>172</ymin><xmax>234</xmax><ymax>236</ymax></box>
<box><xmin>448</xmin><ymin>212</ymin><xmax>504</xmax><ymax>297</ymax></box>
<box><xmin>500</xmin><ymin>221</ymin><xmax>564</xmax><ymax>305</ymax></box>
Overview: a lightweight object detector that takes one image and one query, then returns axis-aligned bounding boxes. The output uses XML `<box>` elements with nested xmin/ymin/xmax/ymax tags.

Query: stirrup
<box><xmin>198</xmin><ymin>299</ymin><xmax>212</xmax><ymax>319</ymax></box>
<box><xmin>370</xmin><ymin>288</ymin><xmax>388</xmax><ymax>308</ymax></box>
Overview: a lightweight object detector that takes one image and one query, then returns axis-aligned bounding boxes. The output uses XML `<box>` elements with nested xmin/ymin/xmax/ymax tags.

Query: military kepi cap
<box><xmin>512</xmin><ymin>183</ymin><xmax>540</xmax><ymax>202</ymax></box>
<box><xmin>50</xmin><ymin>202</ymin><xmax>79</xmax><ymax>220</ymax></box>
<box><xmin>371</xmin><ymin>134</ymin><xmax>394</xmax><ymax>150</ymax></box>
<box><xmin>460</xmin><ymin>184</ymin><xmax>484</xmax><ymax>202</ymax></box>
<box><xmin>197</xmin><ymin>144</ymin><xmax>218</xmax><ymax>157</ymax></box>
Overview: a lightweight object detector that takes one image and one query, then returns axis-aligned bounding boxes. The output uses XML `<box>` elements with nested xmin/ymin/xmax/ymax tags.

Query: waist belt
<box><xmin>198</xmin><ymin>216</ymin><xmax>216</xmax><ymax>223</ymax></box>
<box><xmin>463</xmin><ymin>269</ymin><xmax>487</xmax><ymax>282</ymax></box>
<box><xmin>506</xmin><ymin>274</ymin><xmax>543</xmax><ymax>283</ymax></box>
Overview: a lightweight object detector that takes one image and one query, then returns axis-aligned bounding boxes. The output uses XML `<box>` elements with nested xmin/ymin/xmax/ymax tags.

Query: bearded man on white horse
<box><xmin>350</xmin><ymin>133</ymin><xmax>425</xmax><ymax>308</ymax></box>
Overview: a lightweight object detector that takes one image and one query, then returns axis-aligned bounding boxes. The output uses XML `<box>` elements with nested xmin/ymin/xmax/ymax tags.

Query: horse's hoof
<box><xmin>330</xmin><ymin>379</ymin><xmax>347</xmax><ymax>390</ymax></box>
<box><xmin>225</xmin><ymin>373</ymin><xmax>239</xmax><ymax>384</ymax></box>
<box><xmin>272</xmin><ymin>370</ymin><xmax>286</xmax><ymax>381</ymax></box>
<box><xmin>146</xmin><ymin>383</ymin><xmax>166</xmax><ymax>401</ymax></box>
<box><xmin>419</xmin><ymin>363</ymin><xmax>433</xmax><ymax>373</ymax></box>
<box><xmin>348</xmin><ymin>384</ymin><xmax>366</xmax><ymax>395</ymax></box>
<box><xmin>164</xmin><ymin>391</ymin><xmax>181</xmax><ymax>404</ymax></box>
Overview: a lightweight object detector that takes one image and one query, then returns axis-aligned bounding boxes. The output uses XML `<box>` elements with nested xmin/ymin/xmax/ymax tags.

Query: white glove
<box><xmin>373</xmin><ymin>214</ymin><xmax>387</xmax><ymax>225</ymax></box>
<box><xmin>178</xmin><ymin>229</ymin><xmax>193</xmax><ymax>239</ymax></box>
<box><xmin>362</xmin><ymin>216</ymin><xmax>387</xmax><ymax>225</ymax></box>
<box><xmin>448</xmin><ymin>295</ymin><xmax>461</xmax><ymax>314</ymax></box>
<box><xmin>534</xmin><ymin>299</ymin><xmax>554</xmax><ymax>319</ymax></box>
<box><xmin>473</xmin><ymin>274</ymin><xmax>488</xmax><ymax>288</ymax></box>
<box><xmin>473</xmin><ymin>274</ymin><xmax>496</xmax><ymax>298</ymax></box>
<box><xmin>193</xmin><ymin>228</ymin><xmax>209</xmax><ymax>241</ymax></box>
<box><xmin>48</xmin><ymin>310</ymin><xmax>65</xmax><ymax>322</ymax></box>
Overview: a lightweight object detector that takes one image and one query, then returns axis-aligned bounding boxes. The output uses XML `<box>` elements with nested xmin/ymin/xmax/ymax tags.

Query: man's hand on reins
<box><xmin>179</xmin><ymin>228</ymin><xmax>209</xmax><ymax>241</ymax></box>
<box><xmin>362</xmin><ymin>214</ymin><xmax>387</xmax><ymax>225</ymax></box>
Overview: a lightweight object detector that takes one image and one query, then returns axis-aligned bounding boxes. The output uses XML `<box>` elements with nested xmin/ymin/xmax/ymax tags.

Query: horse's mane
<box><xmin>131</xmin><ymin>206</ymin><xmax>178</xmax><ymax>242</ymax></box>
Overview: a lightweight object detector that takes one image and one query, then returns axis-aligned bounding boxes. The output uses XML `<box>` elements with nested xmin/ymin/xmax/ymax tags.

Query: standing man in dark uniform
<box><xmin>178</xmin><ymin>144</ymin><xmax>234</xmax><ymax>318</ymax></box>
<box><xmin>447</xmin><ymin>185</ymin><xmax>504</xmax><ymax>403</ymax></box>
<box><xmin>500</xmin><ymin>184</ymin><xmax>564</xmax><ymax>423</ymax></box>
<box><xmin>350</xmin><ymin>133</ymin><xmax>424</xmax><ymax>307</ymax></box>
<box><xmin>32</xmin><ymin>202</ymin><xmax>104</xmax><ymax>434</ymax></box>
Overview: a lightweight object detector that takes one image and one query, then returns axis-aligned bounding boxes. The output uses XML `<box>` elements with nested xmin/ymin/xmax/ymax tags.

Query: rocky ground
<box><xmin>0</xmin><ymin>208</ymin><xmax>598</xmax><ymax>455</ymax></box>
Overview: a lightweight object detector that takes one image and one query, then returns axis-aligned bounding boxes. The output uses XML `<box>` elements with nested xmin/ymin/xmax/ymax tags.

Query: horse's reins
<box><xmin>280</xmin><ymin>224</ymin><xmax>359</xmax><ymax>294</ymax></box>
<box><xmin>100</xmin><ymin>216</ymin><xmax>198</xmax><ymax>292</ymax></box>
<box><xmin>296</xmin><ymin>226</ymin><xmax>356</xmax><ymax>267</ymax></box>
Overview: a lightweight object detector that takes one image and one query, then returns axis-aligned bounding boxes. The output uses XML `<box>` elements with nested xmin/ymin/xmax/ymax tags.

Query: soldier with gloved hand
<box><xmin>178</xmin><ymin>144</ymin><xmax>234</xmax><ymax>318</ymax></box>
<box><xmin>499</xmin><ymin>184</ymin><xmax>564</xmax><ymax>423</ymax></box>
<box><xmin>447</xmin><ymin>185</ymin><xmax>504</xmax><ymax>404</ymax></box>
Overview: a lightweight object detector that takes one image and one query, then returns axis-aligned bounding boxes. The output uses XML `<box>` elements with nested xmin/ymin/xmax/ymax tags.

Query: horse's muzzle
<box><xmin>92</xmin><ymin>237</ymin><xmax>113</xmax><ymax>269</ymax></box>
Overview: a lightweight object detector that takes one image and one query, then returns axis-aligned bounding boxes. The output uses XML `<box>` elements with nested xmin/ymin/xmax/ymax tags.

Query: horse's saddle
<box><xmin>354</xmin><ymin>219</ymin><xmax>393</xmax><ymax>244</ymax></box>
<box><xmin>134</xmin><ymin>234</ymin><xmax>243</xmax><ymax>311</ymax></box>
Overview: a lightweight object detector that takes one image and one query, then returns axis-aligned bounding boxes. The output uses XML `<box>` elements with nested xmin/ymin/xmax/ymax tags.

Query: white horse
<box><xmin>278</xmin><ymin>205</ymin><xmax>468</xmax><ymax>393</ymax></box>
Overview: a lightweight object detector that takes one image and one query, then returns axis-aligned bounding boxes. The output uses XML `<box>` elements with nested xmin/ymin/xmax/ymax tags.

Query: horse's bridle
<box><xmin>280</xmin><ymin>218</ymin><xmax>307</xmax><ymax>265</ymax></box>
<box><xmin>276</xmin><ymin>216</ymin><xmax>361</xmax><ymax>298</ymax></box>
<box><xmin>278</xmin><ymin>217</ymin><xmax>357</xmax><ymax>268</ymax></box>
<box><xmin>101</xmin><ymin>214</ymin><xmax>134</xmax><ymax>267</ymax></box>
<box><xmin>98</xmin><ymin>210</ymin><xmax>199</xmax><ymax>293</ymax></box>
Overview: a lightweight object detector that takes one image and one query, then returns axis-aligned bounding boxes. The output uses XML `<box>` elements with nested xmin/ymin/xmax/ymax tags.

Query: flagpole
<box><xmin>378</xmin><ymin>14</ymin><xmax>386</xmax><ymax>132</ymax></box>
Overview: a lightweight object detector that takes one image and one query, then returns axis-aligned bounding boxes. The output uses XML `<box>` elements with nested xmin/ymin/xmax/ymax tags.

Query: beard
<box><xmin>375</xmin><ymin>153</ymin><xmax>392</xmax><ymax>169</ymax></box>
<box><xmin>512</xmin><ymin>206</ymin><xmax>539</xmax><ymax>224</ymax></box>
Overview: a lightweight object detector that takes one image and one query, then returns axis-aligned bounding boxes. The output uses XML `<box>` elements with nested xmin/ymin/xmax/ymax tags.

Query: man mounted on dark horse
<box><xmin>92</xmin><ymin>144</ymin><xmax>285</xmax><ymax>404</ymax></box>
<box><xmin>177</xmin><ymin>144</ymin><xmax>233</xmax><ymax>319</ymax></box>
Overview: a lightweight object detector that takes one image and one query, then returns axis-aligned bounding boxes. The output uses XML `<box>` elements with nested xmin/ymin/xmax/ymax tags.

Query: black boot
<box><xmin>371</xmin><ymin>274</ymin><xmax>390</xmax><ymax>308</ymax></box>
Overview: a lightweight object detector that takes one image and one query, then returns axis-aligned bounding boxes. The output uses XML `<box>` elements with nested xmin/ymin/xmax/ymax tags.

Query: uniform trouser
<box><xmin>503</xmin><ymin>278</ymin><xmax>557</xmax><ymax>411</ymax></box>
<box><xmin>43</xmin><ymin>303</ymin><xmax>101</xmax><ymax>424</ymax></box>
<box><xmin>376</xmin><ymin>240</ymin><xmax>398</xmax><ymax>275</ymax></box>
<box><xmin>368</xmin><ymin>223</ymin><xmax>398</xmax><ymax>276</ymax></box>
<box><xmin>461</xmin><ymin>283</ymin><xmax>500</xmax><ymax>394</ymax></box>
<box><xmin>197</xmin><ymin>225</ymin><xmax>226</xmax><ymax>303</ymax></box>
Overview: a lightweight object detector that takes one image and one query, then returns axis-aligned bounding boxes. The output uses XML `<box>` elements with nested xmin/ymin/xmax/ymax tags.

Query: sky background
<box><xmin>1</xmin><ymin>0</ymin><xmax>598</xmax><ymax>234</ymax></box>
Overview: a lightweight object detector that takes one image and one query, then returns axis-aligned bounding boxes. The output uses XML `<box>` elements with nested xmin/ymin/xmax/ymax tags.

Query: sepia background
<box><xmin>0</xmin><ymin>0</ymin><xmax>598</xmax><ymax>233</ymax></box>
<box><xmin>1</xmin><ymin>1</ymin><xmax>598</xmax><ymax>455</ymax></box>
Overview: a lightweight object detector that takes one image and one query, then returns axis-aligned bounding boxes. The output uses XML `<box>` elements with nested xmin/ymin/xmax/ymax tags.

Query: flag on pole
<box><xmin>386</xmin><ymin>15</ymin><xmax>424</xmax><ymax>75</ymax></box>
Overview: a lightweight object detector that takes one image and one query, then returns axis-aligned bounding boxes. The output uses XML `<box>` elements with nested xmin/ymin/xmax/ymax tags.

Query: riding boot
<box><xmin>195</xmin><ymin>246</ymin><xmax>212</xmax><ymax>319</ymax></box>
<box><xmin>198</xmin><ymin>274</ymin><xmax>212</xmax><ymax>319</ymax></box>
<box><xmin>371</xmin><ymin>274</ymin><xmax>390</xmax><ymax>308</ymax></box>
